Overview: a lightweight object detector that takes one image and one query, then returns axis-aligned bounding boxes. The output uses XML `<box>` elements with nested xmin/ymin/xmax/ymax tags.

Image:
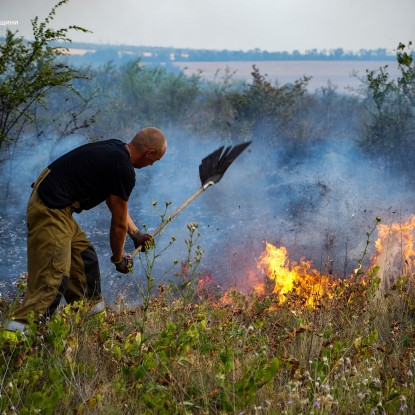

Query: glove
<box><xmin>111</xmin><ymin>255</ymin><xmax>133</xmax><ymax>274</ymax></box>
<box><xmin>131</xmin><ymin>230</ymin><xmax>154</xmax><ymax>252</ymax></box>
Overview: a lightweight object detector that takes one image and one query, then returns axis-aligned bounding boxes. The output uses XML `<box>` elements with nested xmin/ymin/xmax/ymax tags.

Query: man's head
<box><xmin>128</xmin><ymin>127</ymin><xmax>167</xmax><ymax>169</ymax></box>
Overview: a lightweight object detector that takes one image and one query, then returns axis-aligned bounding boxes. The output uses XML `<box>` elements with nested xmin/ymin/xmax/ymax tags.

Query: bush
<box><xmin>0</xmin><ymin>0</ymin><xmax>92</xmax><ymax>154</ymax></box>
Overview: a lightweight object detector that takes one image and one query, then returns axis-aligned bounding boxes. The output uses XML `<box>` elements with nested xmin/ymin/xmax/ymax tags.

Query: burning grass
<box><xmin>2</xmin><ymin>217</ymin><xmax>415</xmax><ymax>414</ymax></box>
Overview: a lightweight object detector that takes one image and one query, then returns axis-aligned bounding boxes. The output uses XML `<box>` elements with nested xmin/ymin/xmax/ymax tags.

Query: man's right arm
<box><xmin>106</xmin><ymin>195</ymin><xmax>129</xmax><ymax>262</ymax></box>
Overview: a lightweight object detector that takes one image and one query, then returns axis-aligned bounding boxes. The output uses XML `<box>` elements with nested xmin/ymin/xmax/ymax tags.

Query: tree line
<box><xmin>52</xmin><ymin>44</ymin><xmax>397</xmax><ymax>67</ymax></box>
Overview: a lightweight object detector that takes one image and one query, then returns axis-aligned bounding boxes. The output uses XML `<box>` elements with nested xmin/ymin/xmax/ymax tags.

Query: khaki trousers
<box><xmin>13</xmin><ymin>169</ymin><xmax>102</xmax><ymax>324</ymax></box>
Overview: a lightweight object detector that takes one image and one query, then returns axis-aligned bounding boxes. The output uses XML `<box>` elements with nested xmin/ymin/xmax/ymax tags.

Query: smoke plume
<box><xmin>1</xmin><ymin>128</ymin><xmax>414</xmax><ymax>305</ymax></box>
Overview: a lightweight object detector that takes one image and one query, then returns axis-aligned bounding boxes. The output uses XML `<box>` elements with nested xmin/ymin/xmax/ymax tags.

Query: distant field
<box><xmin>173</xmin><ymin>60</ymin><xmax>400</xmax><ymax>93</ymax></box>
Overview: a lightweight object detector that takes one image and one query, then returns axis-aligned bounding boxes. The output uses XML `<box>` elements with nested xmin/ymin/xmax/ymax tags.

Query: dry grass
<box><xmin>1</xmin><ymin>270</ymin><xmax>415</xmax><ymax>414</ymax></box>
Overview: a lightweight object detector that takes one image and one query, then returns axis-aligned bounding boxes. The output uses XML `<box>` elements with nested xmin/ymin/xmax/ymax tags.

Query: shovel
<box><xmin>131</xmin><ymin>141</ymin><xmax>251</xmax><ymax>258</ymax></box>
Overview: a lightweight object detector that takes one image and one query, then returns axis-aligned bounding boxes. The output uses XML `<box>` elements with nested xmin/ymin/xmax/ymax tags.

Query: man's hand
<box><xmin>111</xmin><ymin>255</ymin><xmax>133</xmax><ymax>273</ymax></box>
<box><xmin>131</xmin><ymin>230</ymin><xmax>154</xmax><ymax>252</ymax></box>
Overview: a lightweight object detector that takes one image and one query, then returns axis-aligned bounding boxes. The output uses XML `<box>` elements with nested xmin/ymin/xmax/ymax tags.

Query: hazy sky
<box><xmin>1</xmin><ymin>0</ymin><xmax>414</xmax><ymax>52</ymax></box>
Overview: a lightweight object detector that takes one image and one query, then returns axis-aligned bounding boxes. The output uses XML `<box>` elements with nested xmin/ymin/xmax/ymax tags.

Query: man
<box><xmin>3</xmin><ymin>127</ymin><xmax>167</xmax><ymax>337</ymax></box>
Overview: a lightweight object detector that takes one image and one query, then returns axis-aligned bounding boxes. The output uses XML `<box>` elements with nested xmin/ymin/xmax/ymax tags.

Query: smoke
<box><xmin>1</xmin><ymin>127</ymin><xmax>414</xmax><ymax>305</ymax></box>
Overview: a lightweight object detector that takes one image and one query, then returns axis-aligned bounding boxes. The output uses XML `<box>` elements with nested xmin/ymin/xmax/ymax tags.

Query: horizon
<box><xmin>0</xmin><ymin>33</ymin><xmax>400</xmax><ymax>58</ymax></box>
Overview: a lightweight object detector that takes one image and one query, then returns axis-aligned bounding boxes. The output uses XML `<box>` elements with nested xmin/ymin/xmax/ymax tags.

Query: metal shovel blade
<box><xmin>199</xmin><ymin>141</ymin><xmax>251</xmax><ymax>186</ymax></box>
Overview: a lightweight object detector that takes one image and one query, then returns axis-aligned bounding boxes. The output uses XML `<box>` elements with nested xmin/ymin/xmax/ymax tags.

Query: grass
<box><xmin>1</xmin><ymin>271</ymin><xmax>415</xmax><ymax>414</ymax></box>
<box><xmin>2</xmin><ymin>219</ymin><xmax>415</xmax><ymax>414</ymax></box>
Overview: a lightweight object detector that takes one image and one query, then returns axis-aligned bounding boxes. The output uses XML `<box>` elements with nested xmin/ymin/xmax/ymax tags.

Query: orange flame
<box><xmin>257</xmin><ymin>242</ymin><xmax>332</xmax><ymax>306</ymax></box>
<box><xmin>372</xmin><ymin>215</ymin><xmax>415</xmax><ymax>290</ymax></box>
<box><xmin>213</xmin><ymin>217</ymin><xmax>415</xmax><ymax>308</ymax></box>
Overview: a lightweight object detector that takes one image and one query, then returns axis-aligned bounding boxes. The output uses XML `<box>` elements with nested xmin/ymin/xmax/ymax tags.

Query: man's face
<box><xmin>136</xmin><ymin>145</ymin><xmax>166</xmax><ymax>169</ymax></box>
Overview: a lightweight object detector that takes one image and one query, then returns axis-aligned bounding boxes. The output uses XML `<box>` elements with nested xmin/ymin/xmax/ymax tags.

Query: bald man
<box><xmin>4</xmin><ymin>127</ymin><xmax>167</xmax><ymax>337</ymax></box>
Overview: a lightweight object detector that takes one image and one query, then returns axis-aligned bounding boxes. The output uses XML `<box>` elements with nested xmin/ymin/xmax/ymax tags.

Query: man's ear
<box><xmin>145</xmin><ymin>149</ymin><xmax>155</xmax><ymax>157</ymax></box>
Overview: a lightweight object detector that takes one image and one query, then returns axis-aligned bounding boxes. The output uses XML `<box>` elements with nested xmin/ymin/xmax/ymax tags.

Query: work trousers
<box><xmin>12</xmin><ymin>168</ymin><xmax>102</xmax><ymax>325</ymax></box>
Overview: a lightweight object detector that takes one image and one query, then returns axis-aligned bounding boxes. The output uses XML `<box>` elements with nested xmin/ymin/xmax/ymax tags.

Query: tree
<box><xmin>0</xmin><ymin>0</ymin><xmax>91</xmax><ymax>155</ymax></box>
<box><xmin>230</xmin><ymin>65</ymin><xmax>312</xmax><ymax>149</ymax></box>
<box><xmin>359</xmin><ymin>42</ymin><xmax>415</xmax><ymax>175</ymax></box>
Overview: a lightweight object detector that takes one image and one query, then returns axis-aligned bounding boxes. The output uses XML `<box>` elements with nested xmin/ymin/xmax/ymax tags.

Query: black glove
<box><xmin>131</xmin><ymin>230</ymin><xmax>154</xmax><ymax>252</ymax></box>
<box><xmin>111</xmin><ymin>255</ymin><xmax>133</xmax><ymax>274</ymax></box>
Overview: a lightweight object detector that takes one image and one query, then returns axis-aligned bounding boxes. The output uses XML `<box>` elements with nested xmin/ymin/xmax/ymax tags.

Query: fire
<box><xmin>210</xmin><ymin>217</ymin><xmax>415</xmax><ymax>309</ymax></box>
<box><xmin>371</xmin><ymin>215</ymin><xmax>415</xmax><ymax>290</ymax></box>
<box><xmin>257</xmin><ymin>243</ymin><xmax>332</xmax><ymax>306</ymax></box>
<box><xmin>257</xmin><ymin>245</ymin><xmax>294</xmax><ymax>301</ymax></box>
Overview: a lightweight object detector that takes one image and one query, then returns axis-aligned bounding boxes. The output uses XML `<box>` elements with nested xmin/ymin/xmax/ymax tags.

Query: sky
<box><xmin>1</xmin><ymin>0</ymin><xmax>414</xmax><ymax>53</ymax></box>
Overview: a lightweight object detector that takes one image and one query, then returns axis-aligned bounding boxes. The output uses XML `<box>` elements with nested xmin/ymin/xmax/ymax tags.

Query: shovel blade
<box><xmin>199</xmin><ymin>141</ymin><xmax>251</xmax><ymax>186</ymax></box>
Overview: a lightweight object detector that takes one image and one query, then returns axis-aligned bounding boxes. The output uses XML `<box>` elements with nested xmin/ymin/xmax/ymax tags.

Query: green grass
<box><xmin>2</xmin><ymin>217</ymin><xmax>415</xmax><ymax>414</ymax></box>
<box><xmin>1</xmin><ymin>270</ymin><xmax>415</xmax><ymax>415</ymax></box>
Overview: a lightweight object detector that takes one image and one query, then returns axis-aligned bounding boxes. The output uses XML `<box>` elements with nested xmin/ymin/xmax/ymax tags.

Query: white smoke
<box><xmin>1</xmin><ymin>128</ymin><xmax>414</xmax><ymax>304</ymax></box>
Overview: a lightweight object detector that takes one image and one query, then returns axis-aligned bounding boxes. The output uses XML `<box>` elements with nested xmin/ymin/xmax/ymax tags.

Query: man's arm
<box><xmin>106</xmin><ymin>195</ymin><xmax>129</xmax><ymax>262</ymax></box>
<box><xmin>126</xmin><ymin>213</ymin><xmax>140</xmax><ymax>238</ymax></box>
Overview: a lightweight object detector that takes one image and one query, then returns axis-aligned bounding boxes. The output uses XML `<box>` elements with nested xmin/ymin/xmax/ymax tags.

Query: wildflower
<box><xmin>372</xmin><ymin>377</ymin><xmax>381</xmax><ymax>386</ymax></box>
<box><xmin>313</xmin><ymin>401</ymin><xmax>321</xmax><ymax>409</ymax></box>
<box><xmin>321</xmin><ymin>384</ymin><xmax>331</xmax><ymax>392</ymax></box>
<box><xmin>334</xmin><ymin>369</ymin><xmax>344</xmax><ymax>379</ymax></box>
<box><xmin>187</xmin><ymin>222</ymin><xmax>198</xmax><ymax>231</ymax></box>
<box><xmin>400</xmin><ymin>395</ymin><xmax>408</xmax><ymax>412</ymax></box>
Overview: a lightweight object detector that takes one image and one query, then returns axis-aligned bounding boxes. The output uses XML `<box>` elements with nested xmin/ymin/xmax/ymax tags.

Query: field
<box><xmin>173</xmin><ymin>60</ymin><xmax>401</xmax><ymax>93</ymax></box>
<box><xmin>2</xmin><ymin>24</ymin><xmax>415</xmax><ymax>412</ymax></box>
<box><xmin>2</xmin><ymin>218</ymin><xmax>415</xmax><ymax>414</ymax></box>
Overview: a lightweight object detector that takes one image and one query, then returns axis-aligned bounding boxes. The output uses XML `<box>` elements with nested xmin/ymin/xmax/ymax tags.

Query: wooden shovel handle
<box><xmin>131</xmin><ymin>182</ymin><xmax>213</xmax><ymax>258</ymax></box>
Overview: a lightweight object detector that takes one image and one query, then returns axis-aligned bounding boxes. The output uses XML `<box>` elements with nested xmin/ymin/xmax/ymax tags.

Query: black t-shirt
<box><xmin>37</xmin><ymin>139</ymin><xmax>135</xmax><ymax>212</ymax></box>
